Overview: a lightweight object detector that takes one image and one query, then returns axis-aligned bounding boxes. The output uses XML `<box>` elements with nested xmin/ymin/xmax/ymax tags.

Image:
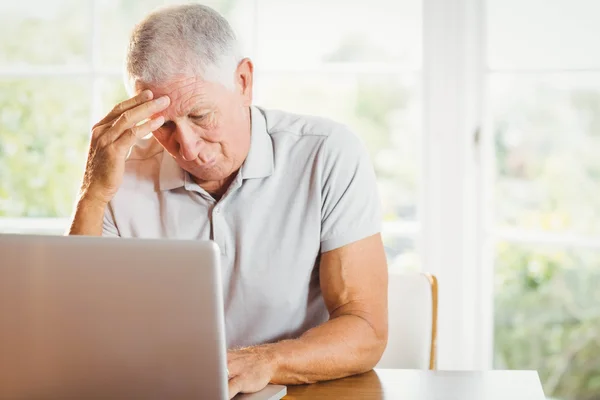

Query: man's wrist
<box><xmin>264</xmin><ymin>341</ymin><xmax>289</xmax><ymax>383</ymax></box>
<box><xmin>68</xmin><ymin>195</ymin><xmax>108</xmax><ymax>236</ymax></box>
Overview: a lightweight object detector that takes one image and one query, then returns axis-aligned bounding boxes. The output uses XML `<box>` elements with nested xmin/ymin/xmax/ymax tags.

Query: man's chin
<box><xmin>185</xmin><ymin>165</ymin><xmax>229</xmax><ymax>183</ymax></box>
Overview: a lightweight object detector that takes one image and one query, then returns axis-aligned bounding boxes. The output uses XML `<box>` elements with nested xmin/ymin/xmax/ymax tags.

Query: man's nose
<box><xmin>176</xmin><ymin>126</ymin><xmax>201</xmax><ymax>162</ymax></box>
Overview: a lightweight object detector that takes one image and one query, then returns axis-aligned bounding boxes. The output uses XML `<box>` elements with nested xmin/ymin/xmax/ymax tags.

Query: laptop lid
<box><xmin>0</xmin><ymin>234</ymin><xmax>229</xmax><ymax>399</ymax></box>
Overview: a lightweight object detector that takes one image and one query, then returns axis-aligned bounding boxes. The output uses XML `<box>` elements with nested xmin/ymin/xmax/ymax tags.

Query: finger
<box><xmin>228</xmin><ymin>376</ymin><xmax>244</xmax><ymax>399</ymax></box>
<box><xmin>108</xmin><ymin>96</ymin><xmax>170</xmax><ymax>143</ymax></box>
<box><xmin>226</xmin><ymin>357</ymin><xmax>245</xmax><ymax>379</ymax></box>
<box><xmin>113</xmin><ymin>115</ymin><xmax>165</xmax><ymax>148</ymax></box>
<box><xmin>95</xmin><ymin>90</ymin><xmax>153</xmax><ymax>127</ymax></box>
<box><xmin>132</xmin><ymin>115</ymin><xmax>165</xmax><ymax>138</ymax></box>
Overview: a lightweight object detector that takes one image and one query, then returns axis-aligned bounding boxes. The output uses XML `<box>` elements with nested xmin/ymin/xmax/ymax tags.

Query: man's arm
<box><xmin>67</xmin><ymin>90</ymin><xmax>170</xmax><ymax>236</ymax></box>
<box><xmin>68</xmin><ymin>197</ymin><xmax>108</xmax><ymax>236</ymax></box>
<box><xmin>272</xmin><ymin>232</ymin><xmax>388</xmax><ymax>382</ymax></box>
<box><xmin>227</xmin><ymin>233</ymin><xmax>388</xmax><ymax>395</ymax></box>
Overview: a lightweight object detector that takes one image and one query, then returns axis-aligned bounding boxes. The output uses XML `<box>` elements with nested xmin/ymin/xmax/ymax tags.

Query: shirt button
<box><xmin>214</xmin><ymin>207</ymin><xmax>220</xmax><ymax>214</ymax></box>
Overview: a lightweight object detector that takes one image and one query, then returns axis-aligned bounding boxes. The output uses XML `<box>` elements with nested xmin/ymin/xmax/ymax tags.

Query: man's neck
<box><xmin>193</xmin><ymin>172</ymin><xmax>238</xmax><ymax>201</ymax></box>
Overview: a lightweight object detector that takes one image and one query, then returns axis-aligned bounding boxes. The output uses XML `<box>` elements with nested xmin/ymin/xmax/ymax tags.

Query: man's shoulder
<box><xmin>258</xmin><ymin>106</ymin><xmax>355</xmax><ymax>142</ymax></box>
<box><xmin>258</xmin><ymin>107</ymin><xmax>368</xmax><ymax>169</ymax></box>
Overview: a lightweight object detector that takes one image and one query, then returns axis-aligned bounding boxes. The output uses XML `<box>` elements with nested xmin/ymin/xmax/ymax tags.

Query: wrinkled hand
<box><xmin>227</xmin><ymin>345</ymin><xmax>279</xmax><ymax>399</ymax></box>
<box><xmin>79</xmin><ymin>90</ymin><xmax>170</xmax><ymax>206</ymax></box>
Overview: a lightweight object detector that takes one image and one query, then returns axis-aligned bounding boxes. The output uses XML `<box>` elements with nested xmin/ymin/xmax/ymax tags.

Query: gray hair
<box><xmin>125</xmin><ymin>4</ymin><xmax>242</xmax><ymax>91</ymax></box>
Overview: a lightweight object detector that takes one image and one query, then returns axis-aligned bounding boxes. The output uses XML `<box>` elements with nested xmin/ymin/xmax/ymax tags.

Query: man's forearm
<box><xmin>267</xmin><ymin>313</ymin><xmax>387</xmax><ymax>385</ymax></box>
<box><xmin>67</xmin><ymin>197</ymin><xmax>107</xmax><ymax>236</ymax></box>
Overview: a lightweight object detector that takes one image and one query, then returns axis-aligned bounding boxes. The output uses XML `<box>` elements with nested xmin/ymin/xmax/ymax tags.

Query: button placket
<box><xmin>210</xmin><ymin>173</ymin><xmax>241</xmax><ymax>256</ymax></box>
<box><xmin>211</xmin><ymin>204</ymin><xmax>226</xmax><ymax>254</ymax></box>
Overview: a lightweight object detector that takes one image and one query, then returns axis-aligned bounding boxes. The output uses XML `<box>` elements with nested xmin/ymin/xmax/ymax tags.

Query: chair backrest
<box><xmin>377</xmin><ymin>272</ymin><xmax>438</xmax><ymax>369</ymax></box>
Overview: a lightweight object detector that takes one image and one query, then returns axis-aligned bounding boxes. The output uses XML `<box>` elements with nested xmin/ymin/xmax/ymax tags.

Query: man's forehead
<box><xmin>135</xmin><ymin>76</ymin><xmax>207</xmax><ymax>98</ymax></box>
<box><xmin>135</xmin><ymin>76</ymin><xmax>222</xmax><ymax>116</ymax></box>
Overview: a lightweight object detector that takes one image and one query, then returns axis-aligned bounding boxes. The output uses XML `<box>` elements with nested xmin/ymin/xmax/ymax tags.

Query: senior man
<box><xmin>69</xmin><ymin>3</ymin><xmax>388</xmax><ymax>398</ymax></box>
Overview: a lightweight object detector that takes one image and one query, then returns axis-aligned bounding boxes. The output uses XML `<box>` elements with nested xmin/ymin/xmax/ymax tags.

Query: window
<box><xmin>0</xmin><ymin>1</ymin><xmax>93</xmax><ymax>230</ymax></box>
<box><xmin>487</xmin><ymin>1</ymin><xmax>600</xmax><ymax>398</ymax></box>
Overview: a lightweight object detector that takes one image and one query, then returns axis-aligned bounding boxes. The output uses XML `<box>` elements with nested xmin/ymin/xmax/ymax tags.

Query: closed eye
<box><xmin>190</xmin><ymin>114</ymin><xmax>208</xmax><ymax>121</ymax></box>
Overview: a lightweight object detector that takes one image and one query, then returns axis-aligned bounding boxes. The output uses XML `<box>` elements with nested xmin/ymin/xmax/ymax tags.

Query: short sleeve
<box><xmin>102</xmin><ymin>202</ymin><xmax>120</xmax><ymax>237</ymax></box>
<box><xmin>319</xmin><ymin>127</ymin><xmax>382</xmax><ymax>253</ymax></box>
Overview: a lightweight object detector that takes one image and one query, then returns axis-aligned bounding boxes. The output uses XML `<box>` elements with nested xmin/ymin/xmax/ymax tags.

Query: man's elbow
<box><xmin>356</xmin><ymin>317</ymin><xmax>388</xmax><ymax>372</ymax></box>
<box><xmin>368</xmin><ymin>326</ymin><xmax>388</xmax><ymax>369</ymax></box>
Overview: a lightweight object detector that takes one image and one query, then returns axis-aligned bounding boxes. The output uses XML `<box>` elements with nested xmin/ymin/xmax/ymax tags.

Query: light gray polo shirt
<box><xmin>103</xmin><ymin>106</ymin><xmax>382</xmax><ymax>348</ymax></box>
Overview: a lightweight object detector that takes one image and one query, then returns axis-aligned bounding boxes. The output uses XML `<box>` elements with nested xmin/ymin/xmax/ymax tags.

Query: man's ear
<box><xmin>235</xmin><ymin>58</ymin><xmax>254</xmax><ymax>107</ymax></box>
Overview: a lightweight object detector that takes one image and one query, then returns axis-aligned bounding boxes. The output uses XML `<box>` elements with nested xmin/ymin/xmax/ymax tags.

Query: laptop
<box><xmin>0</xmin><ymin>234</ymin><xmax>286</xmax><ymax>400</ymax></box>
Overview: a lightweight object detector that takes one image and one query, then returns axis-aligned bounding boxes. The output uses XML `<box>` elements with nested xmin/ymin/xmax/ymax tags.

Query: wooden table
<box><xmin>284</xmin><ymin>369</ymin><xmax>546</xmax><ymax>400</ymax></box>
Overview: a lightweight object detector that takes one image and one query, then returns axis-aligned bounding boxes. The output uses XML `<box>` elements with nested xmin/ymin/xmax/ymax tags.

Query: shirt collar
<box><xmin>159</xmin><ymin>106</ymin><xmax>274</xmax><ymax>191</ymax></box>
<box><xmin>158</xmin><ymin>150</ymin><xmax>185</xmax><ymax>191</ymax></box>
<box><xmin>240</xmin><ymin>106</ymin><xmax>274</xmax><ymax>180</ymax></box>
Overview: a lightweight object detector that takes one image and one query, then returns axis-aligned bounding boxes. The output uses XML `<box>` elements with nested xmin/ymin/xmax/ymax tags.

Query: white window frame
<box><xmin>424</xmin><ymin>0</ymin><xmax>600</xmax><ymax>372</ymax></box>
<box><xmin>420</xmin><ymin>0</ymin><xmax>488</xmax><ymax>370</ymax></box>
